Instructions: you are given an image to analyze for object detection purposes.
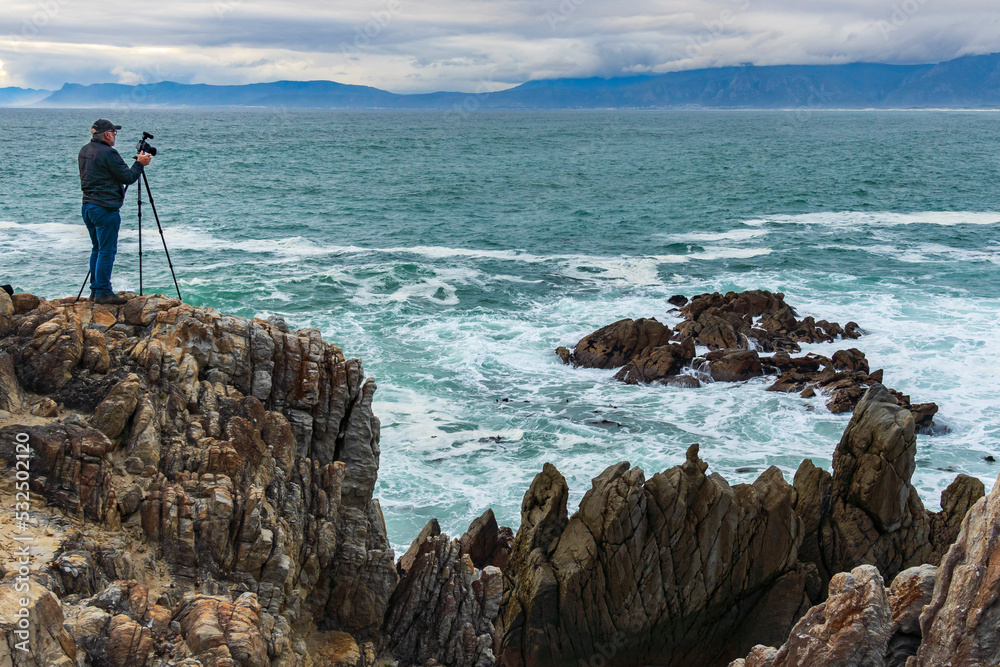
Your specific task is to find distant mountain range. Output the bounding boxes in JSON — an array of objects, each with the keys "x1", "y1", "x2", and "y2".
[{"x1": 4, "y1": 53, "x2": 1000, "y2": 109}]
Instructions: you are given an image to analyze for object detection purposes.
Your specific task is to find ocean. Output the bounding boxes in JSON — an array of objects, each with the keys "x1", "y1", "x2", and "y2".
[{"x1": 1, "y1": 108, "x2": 998, "y2": 552}]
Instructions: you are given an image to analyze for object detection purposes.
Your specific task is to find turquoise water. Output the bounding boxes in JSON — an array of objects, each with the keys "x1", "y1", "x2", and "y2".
[{"x1": 2, "y1": 108, "x2": 999, "y2": 551}]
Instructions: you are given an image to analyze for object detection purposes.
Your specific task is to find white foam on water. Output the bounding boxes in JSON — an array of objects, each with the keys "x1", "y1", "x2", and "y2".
[
  {"x1": 663, "y1": 229, "x2": 770, "y2": 242},
  {"x1": 558, "y1": 256, "x2": 663, "y2": 286},
  {"x1": 743, "y1": 211, "x2": 1000, "y2": 227}
]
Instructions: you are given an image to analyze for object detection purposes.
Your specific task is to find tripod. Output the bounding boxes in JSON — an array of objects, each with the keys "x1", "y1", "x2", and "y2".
[{"x1": 76, "y1": 172, "x2": 182, "y2": 302}]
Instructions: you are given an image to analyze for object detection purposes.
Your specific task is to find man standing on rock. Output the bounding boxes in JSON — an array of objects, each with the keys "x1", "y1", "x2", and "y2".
[{"x1": 78, "y1": 119, "x2": 152, "y2": 305}]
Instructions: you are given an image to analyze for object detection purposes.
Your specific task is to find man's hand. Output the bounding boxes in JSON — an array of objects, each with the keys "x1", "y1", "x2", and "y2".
[{"x1": 136, "y1": 152, "x2": 152, "y2": 166}]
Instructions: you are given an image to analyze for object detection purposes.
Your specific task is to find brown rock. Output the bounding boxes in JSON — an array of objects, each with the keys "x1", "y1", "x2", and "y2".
[
  {"x1": 460, "y1": 508, "x2": 515, "y2": 571},
  {"x1": 568, "y1": 317, "x2": 674, "y2": 369},
  {"x1": 90, "y1": 374, "x2": 141, "y2": 440},
  {"x1": 1, "y1": 294, "x2": 398, "y2": 651},
  {"x1": 0, "y1": 351, "x2": 26, "y2": 411},
  {"x1": 11, "y1": 292, "x2": 39, "y2": 314},
  {"x1": 885, "y1": 564, "x2": 936, "y2": 667},
  {"x1": 794, "y1": 385, "x2": 980, "y2": 588},
  {"x1": 0, "y1": 580, "x2": 76, "y2": 667},
  {"x1": 176, "y1": 593, "x2": 268, "y2": 667},
  {"x1": 927, "y1": 474, "x2": 985, "y2": 563},
  {"x1": 913, "y1": 470, "x2": 1000, "y2": 666},
  {"x1": 667, "y1": 294, "x2": 688, "y2": 307},
  {"x1": 613, "y1": 337, "x2": 695, "y2": 384},
  {"x1": 767, "y1": 565, "x2": 892, "y2": 667},
  {"x1": 82, "y1": 329, "x2": 111, "y2": 373},
  {"x1": 831, "y1": 348, "x2": 869, "y2": 373},
  {"x1": 708, "y1": 348, "x2": 764, "y2": 382},
  {"x1": 495, "y1": 446, "x2": 811, "y2": 667},
  {"x1": 384, "y1": 522, "x2": 502, "y2": 667},
  {"x1": 106, "y1": 613, "x2": 154, "y2": 667}
]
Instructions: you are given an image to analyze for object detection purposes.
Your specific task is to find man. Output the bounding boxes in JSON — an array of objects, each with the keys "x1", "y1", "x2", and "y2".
[{"x1": 78, "y1": 119, "x2": 152, "y2": 305}]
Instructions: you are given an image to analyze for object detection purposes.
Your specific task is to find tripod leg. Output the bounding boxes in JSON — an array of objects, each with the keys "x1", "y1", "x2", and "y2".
[
  {"x1": 141, "y1": 172, "x2": 182, "y2": 301},
  {"x1": 76, "y1": 270, "x2": 91, "y2": 302},
  {"x1": 138, "y1": 174, "x2": 143, "y2": 295}
]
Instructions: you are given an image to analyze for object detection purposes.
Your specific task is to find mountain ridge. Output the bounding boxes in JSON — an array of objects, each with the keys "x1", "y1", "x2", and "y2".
[{"x1": 2, "y1": 52, "x2": 999, "y2": 109}]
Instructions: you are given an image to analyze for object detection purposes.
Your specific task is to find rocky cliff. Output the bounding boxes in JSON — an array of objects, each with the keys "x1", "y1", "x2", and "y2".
[
  {"x1": 0, "y1": 289, "x2": 992, "y2": 667},
  {"x1": 0, "y1": 290, "x2": 395, "y2": 665}
]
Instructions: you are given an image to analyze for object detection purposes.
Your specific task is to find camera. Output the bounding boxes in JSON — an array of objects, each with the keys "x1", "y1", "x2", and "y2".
[{"x1": 136, "y1": 131, "x2": 157, "y2": 156}]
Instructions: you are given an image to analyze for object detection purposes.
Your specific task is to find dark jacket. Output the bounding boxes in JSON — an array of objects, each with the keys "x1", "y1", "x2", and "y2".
[{"x1": 78, "y1": 138, "x2": 144, "y2": 210}]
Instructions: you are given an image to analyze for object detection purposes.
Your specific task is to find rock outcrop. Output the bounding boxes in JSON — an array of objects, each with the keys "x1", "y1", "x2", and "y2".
[
  {"x1": 728, "y1": 563, "x2": 938, "y2": 667},
  {"x1": 383, "y1": 519, "x2": 504, "y2": 667},
  {"x1": 0, "y1": 293, "x2": 396, "y2": 664},
  {"x1": 912, "y1": 469, "x2": 1000, "y2": 666},
  {"x1": 793, "y1": 384, "x2": 982, "y2": 587},
  {"x1": 495, "y1": 446, "x2": 813, "y2": 667},
  {"x1": 0, "y1": 579, "x2": 76, "y2": 667},
  {"x1": 557, "y1": 290, "x2": 938, "y2": 429}
]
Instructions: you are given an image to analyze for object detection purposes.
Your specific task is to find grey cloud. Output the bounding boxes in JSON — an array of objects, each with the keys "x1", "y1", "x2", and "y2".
[{"x1": 0, "y1": 0, "x2": 998, "y2": 92}]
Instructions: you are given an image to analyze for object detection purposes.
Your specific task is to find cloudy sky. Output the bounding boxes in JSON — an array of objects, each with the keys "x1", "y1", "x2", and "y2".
[{"x1": 1, "y1": 0, "x2": 998, "y2": 92}]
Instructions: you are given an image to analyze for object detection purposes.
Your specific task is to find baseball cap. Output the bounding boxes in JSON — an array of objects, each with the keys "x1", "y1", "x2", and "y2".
[{"x1": 92, "y1": 119, "x2": 122, "y2": 133}]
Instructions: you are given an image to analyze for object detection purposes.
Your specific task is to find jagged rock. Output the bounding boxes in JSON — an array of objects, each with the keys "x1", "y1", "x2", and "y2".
[
  {"x1": 11, "y1": 419, "x2": 118, "y2": 524},
  {"x1": 558, "y1": 292, "x2": 935, "y2": 427},
  {"x1": 707, "y1": 348, "x2": 764, "y2": 382},
  {"x1": 13, "y1": 307, "x2": 85, "y2": 393},
  {"x1": 831, "y1": 348, "x2": 869, "y2": 373},
  {"x1": 0, "y1": 579, "x2": 76, "y2": 667},
  {"x1": 90, "y1": 373, "x2": 141, "y2": 440},
  {"x1": 460, "y1": 508, "x2": 514, "y2": 571},
  {"x1": 0, "y1": 290, "x2": 13, "y2": 336},
  {"x1": 495, "y1": 445, "x2": 811, "y2": 667},
  {"x1": 793, "y1": 385, "x2": 981, "y2": 587},
  {"x1": 0, "y1": 351, "x2": 26, "y2": 411},
  {"x1": 0, "y1": 295, "x2": 396, "y2": 654},
  {"x1": 913, "y1": 470, "x2": 1000, "y2": 666},
  {"x1": 175, "y1": 593, "x2": 268, "y2": 667},
  {"x1": 613, "y1": 336, "x2": 695, "y2": 384},
  {"x1": 384, "y1": 520, "x2": 503, "y2": 667},
  {"x1": 927, "y1": 474, "x2": 984, "y2": 563},
  {"x1": 308, "y1": 630, "x2": 376, "y2": 666},
  {"x1": 667, "y1": 294, "x2": 688, "y2": 307},
  {"x1": 54, "y1": 550, "x2": 103, "y2": 598},
  {"x1": 728, "y1": 645, "x2": 778, "y2": 667},
  {"x1": 675, "y1": 290, "x2": 858, "y2": 353},
  {"x1": 741, "y1": 565, "x2": 893, "y2": 667},
  {"x1": 106, "y1": 613, "x2": 155, "y2": 667},
  {"x1": 885, "y1": 564, "x2": 936, "y2": 667}
]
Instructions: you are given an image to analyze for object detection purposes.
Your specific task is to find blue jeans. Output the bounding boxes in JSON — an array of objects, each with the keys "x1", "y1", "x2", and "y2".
[{"x1": 82, "y1": 204, "x2": 121, "y2": 297}]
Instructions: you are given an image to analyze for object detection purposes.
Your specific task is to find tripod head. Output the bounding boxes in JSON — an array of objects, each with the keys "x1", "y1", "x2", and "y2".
[{"x1": 136, "y1": 131, "x2": 157, "y2": 156}]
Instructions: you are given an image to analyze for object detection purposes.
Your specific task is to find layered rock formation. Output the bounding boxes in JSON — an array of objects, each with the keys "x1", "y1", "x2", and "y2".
[
  {"x1": 793, "y1": 384, "x2": 982, "y2": 587},
  {"x1": 912, "y1": 468, "x2": 1000, "y2": 666},
  {"x1": 383, "y1": 518, "x2": 504, "y2": 667},
  {"x1": 556, "y1": 290, "x2": 938, "y2": 428},
  {"x1": 492, "y1": 383, "x2": 981, "y2": 667},
  {"x1": 1, "y1": 289, "x2": 991, "y2": 667},
  {"x1": 494, "y1": 447, "x2": 814, "y2": 667},
  {"x1": 0, "y1": 291, "x2": 394, "y2": 664},
  {"x1": 728, "y1": 564, "x2": 938, "y2": 667}
]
